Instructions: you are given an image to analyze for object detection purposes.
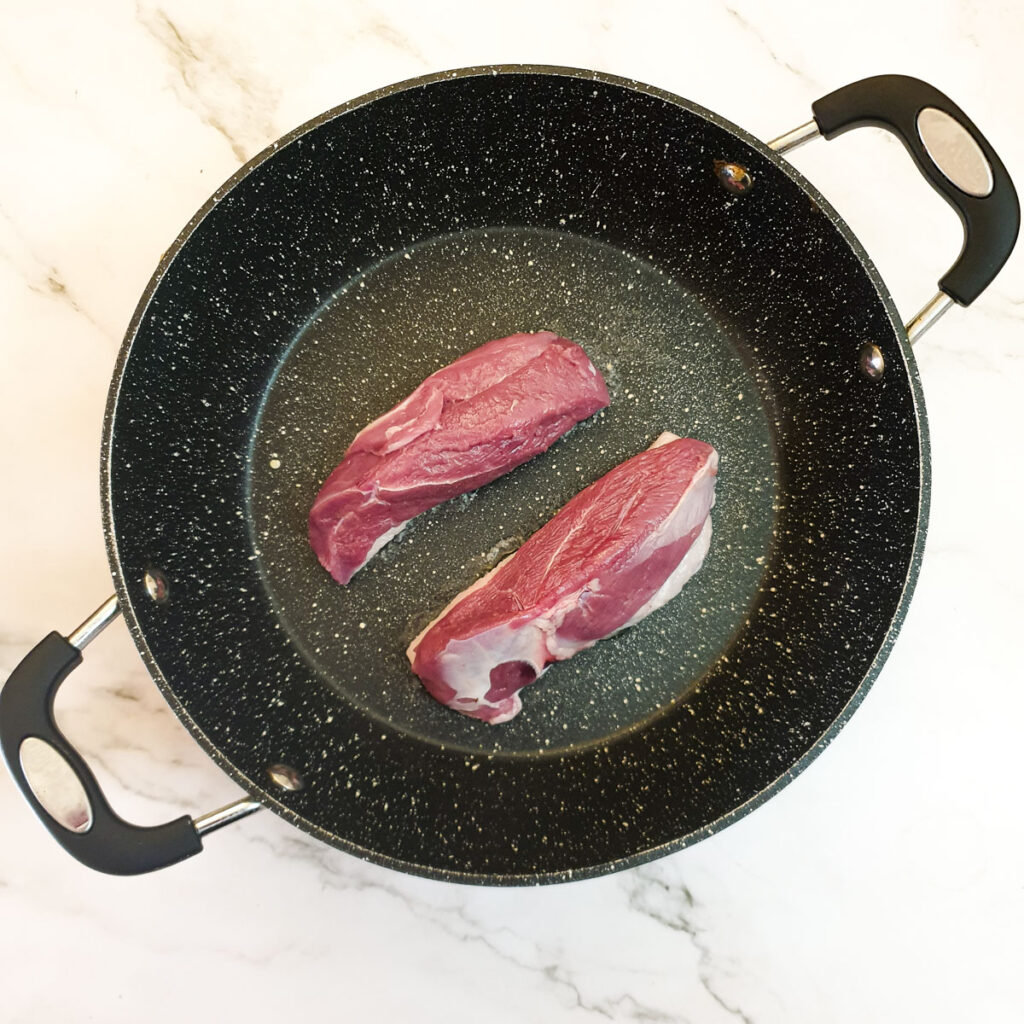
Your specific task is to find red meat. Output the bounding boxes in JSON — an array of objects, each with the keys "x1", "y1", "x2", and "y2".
[
  {"x1": 408, "y1": 433, "x2": 719, "y2": 723},
  {"x1": 309, "y1": 332, "x2": 609, "y2": 584}
]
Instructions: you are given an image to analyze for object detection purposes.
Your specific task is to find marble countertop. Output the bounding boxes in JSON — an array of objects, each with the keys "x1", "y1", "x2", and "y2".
[{"x1": 2, "y1": 2, "x2": 1022, "y2": 1021}]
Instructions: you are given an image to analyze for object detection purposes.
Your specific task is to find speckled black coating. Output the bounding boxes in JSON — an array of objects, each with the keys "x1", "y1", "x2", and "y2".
[{"x1": 101, "y1": 67, "x2": 928, "y2": 884}]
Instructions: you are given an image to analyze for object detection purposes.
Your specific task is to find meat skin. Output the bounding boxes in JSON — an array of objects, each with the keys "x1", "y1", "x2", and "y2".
[
  {"x1": 309, "y1": 332, "x2": 609, "y2": 584},
  {"x1": 408, "y1": 433, "x2": 719, "y2": 723}
]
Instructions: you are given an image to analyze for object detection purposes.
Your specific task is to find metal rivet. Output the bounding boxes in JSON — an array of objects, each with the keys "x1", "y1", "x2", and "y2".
[
  {"x1": 714, "y1": 160, "x2": 753, "y2": 194},
  {"x1": 267, "y1": 763, "x2": 305, "y2": 791},
  {"x1": 143, "y1": 569, "x2": 169, "y2": 603},
  {"x1": 858, "y1": 343, "x2": 885, "y2": 381}
]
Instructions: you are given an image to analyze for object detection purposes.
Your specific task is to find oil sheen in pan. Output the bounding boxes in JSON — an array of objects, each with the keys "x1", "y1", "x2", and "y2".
[{"x1": 246, "y1": 225, "x2": 779, "y2": 755}]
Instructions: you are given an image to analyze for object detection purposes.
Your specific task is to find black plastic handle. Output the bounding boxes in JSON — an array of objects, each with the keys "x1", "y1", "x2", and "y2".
[
  {"x1": 0, "y1": 632, "x2": 203, "y2": 875},
  {"x1": 811, "y1": 74, "x2": 1019, "y2": 306}
]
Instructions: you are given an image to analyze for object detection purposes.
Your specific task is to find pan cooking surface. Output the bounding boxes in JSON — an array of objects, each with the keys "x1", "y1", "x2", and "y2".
[{"x1": 247, "y1": 226, "x2": 778, "y2": 753}]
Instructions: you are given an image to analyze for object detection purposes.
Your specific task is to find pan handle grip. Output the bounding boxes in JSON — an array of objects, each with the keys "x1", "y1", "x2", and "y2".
[
  {"x1": 0, "y1": 628, "x2": 204, "y2": 875},
  {"x1": 809, "y1": 75, "x2": 1019, "y2": 307}
]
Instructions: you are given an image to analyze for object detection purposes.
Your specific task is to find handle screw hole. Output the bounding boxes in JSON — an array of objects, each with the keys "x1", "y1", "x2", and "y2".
[
  {"x1": 858, "y1": 343, "x2": 885, "y2": 381},
  {"x1": 714, "y1": 160, "x2": 753, "y2": 194},
  {"x1": 143, "y1": 569, "x2": 170, "y2": 604},
  {"x1": 267, "y1": 764, "x2": 305, "y2": 792}
]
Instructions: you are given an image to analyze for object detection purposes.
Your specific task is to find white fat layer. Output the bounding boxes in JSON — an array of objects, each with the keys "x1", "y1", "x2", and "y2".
[
  {"x1": 433, "y1": 624, "x2": 553, "y2": 704},
  {"x1": 484, "y1": 694, "x2": 524, "y2": 725},
  {"x1": 617, "y1": 516, "x2": 712, "y2": 630},
  {"x1": 348, "y1": 519, "x2": 410, "y2": 578},
  {"x1": 349, "y1": 388, "x2": 435, "y2": 454},
  {"x1": 410, "y1": 433, "x2": 718, "y2": 715}
]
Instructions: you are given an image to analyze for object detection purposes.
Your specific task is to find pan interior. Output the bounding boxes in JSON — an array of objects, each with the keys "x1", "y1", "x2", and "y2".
[{"x1": 247, "y1": 225, "x2": 778, "y2": 755}]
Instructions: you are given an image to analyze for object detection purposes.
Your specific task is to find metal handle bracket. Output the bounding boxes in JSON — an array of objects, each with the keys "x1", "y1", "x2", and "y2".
[
  {"x1": 0, "y1": 595, "x2": 262, "y2": 874},
  {"x1": 767, "y1": 75, "x2": 1019, "y2": 344}
]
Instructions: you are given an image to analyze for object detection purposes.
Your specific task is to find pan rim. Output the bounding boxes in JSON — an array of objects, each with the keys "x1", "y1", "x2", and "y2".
[{"x1": 99, "y1": 63, "x2": 930, "y2": 885}]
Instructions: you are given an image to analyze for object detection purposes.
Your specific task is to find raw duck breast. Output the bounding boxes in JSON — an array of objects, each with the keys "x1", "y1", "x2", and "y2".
[
  {"x1": 309, "y1": 332, "x2": 609, "y2": 585},
  {"x1": 408, "y1": 433, "x2": 719, "y2": 723}
]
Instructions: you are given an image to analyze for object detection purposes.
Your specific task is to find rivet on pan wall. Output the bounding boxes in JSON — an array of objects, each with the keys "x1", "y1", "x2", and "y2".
[
  {"x1": 143, "y1": 569, "x2": 170, "y2": 603},
  {"x1": 714, "y1": 160, "x2": 753, "y2": 194},
  {"x1": 267, "y1": 764, "x2": 305, "y2": 792},
  {"x1": 858, "y1": 342, "x2": 886, "y2": 381}
]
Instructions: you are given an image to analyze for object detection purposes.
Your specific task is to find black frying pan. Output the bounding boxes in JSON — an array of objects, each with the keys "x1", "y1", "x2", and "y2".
[{"x1": 1, "y1": 68, "x2": 1018, "y2": 880}]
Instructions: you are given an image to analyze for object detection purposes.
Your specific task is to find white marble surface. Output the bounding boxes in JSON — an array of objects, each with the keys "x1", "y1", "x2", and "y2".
[{"x1": 2, "y1": 2, "x2": 1023, "y2": 1021}]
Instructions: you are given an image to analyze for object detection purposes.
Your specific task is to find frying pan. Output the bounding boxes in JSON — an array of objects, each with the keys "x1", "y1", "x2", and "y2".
[{"x1": 1, "y1": 67, "x2": 1018, "y2": 880}]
